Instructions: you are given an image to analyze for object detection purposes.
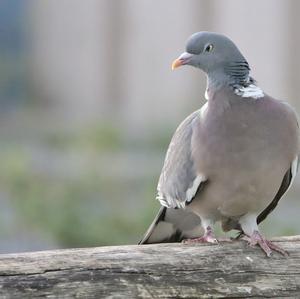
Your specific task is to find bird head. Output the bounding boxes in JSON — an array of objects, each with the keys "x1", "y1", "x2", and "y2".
[{"x1": 172, "y1": 32, "x2": 250, "y2": 80}]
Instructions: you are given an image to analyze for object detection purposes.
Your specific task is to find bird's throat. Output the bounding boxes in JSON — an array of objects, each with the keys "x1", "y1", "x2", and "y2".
[{"x1": 205, "y1": 71, "x2": 264, "y2": 100}]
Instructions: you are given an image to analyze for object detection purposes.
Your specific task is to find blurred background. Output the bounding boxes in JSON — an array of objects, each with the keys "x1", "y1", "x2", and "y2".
[{"x1": 0, "y1": 0, "x2": 299, "y2": 253}]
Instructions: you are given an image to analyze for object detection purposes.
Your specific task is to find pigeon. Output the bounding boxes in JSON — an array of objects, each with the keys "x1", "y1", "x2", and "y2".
[{"x1": 139, "y1": 31, "x2": 299, "y2": 257}]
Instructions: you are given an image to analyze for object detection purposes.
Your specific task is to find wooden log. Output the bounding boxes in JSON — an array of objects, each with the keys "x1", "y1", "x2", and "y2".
[{"x1": 0, "y1": 236, "x2": 300, "y2": 298}]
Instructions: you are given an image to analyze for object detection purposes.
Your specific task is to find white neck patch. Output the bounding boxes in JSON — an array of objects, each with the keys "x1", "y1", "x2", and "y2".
[
  {"x1": 204, "y1": 88, "x2": 209, "y2": 100},
  {"x1": 234, "y1": 84, "x2": 264, "y2": 99}
]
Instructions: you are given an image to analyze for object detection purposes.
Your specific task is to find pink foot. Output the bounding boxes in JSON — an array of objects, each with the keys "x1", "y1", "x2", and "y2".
[
  {"x1": 183, "y1": 226, "x2": 218, "y2": 244},
  {"x1": 265, "y1": 239, "x2": 289, "y2": 257},
  {"x1": 242, "y1": 231, "x2": 288, "y2": 257}
]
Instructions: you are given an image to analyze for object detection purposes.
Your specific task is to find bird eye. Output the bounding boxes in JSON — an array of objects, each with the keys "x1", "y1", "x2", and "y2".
[{"x1": 204, "y1": 44, "x2": 214, "y2": 53}]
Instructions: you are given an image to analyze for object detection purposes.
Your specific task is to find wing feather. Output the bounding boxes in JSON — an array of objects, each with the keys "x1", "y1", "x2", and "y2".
[
  {"x1": 257, "y1": 156, "x2": 298, "y2": 224},
  {"x1": 156, "y1": 105, "x2": 207, "y2": 208}
]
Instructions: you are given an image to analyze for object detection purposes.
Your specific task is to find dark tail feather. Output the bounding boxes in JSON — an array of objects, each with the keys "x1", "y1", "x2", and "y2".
[
  {"x1": 138, "y1": 206, "x2": 203, "y2": 244},
  {"x1": 138, "y1": 207, "x2": 171, "y2": 244}
]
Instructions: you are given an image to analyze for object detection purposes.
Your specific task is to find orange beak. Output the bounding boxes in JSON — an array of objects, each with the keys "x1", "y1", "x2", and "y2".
[
  {"x1": 171, "y1": 52, "x2": 194, "y2": 70},
  {"x1": 172, "y1": 58, "x2": 184, "y2": 70}
]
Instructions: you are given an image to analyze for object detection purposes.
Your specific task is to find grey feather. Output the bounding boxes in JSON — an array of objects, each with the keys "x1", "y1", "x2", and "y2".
[
  {"x1": 257, "y1": 156, "x2": 298, "y2": 224},
  {"x1": 156, "y1": 109, "x2": 206, "y2": 208},
  {"x1": 138, "y1": 207, "x2": 203, "y2": 244}
]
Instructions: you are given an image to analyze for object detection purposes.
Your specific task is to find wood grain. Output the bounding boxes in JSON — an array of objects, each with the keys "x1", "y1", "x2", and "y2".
[{"x1": 0, "y1": 236, "x2": 300, "y2": 298}]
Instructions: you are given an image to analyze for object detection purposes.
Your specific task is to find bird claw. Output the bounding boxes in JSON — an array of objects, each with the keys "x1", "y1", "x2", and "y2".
[
  {"x1": 241, "y1": 231, "x2": 288, "y2": 257},
  {"x1": 183, "y1": 235, "x2": 218, "y2": 244},
  {"x1": 265, "y1": 240, "x2": 289, "y2": 257},
  {"x1": 183, "y1": 225, "x2": 219, "y2": 244}
]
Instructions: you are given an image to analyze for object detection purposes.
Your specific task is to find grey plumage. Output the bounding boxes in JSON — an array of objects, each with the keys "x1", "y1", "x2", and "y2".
[
  {"x1": 138, "y1": 207, "x2": 203, "y2": 244},
  {"x1": 139, "y1": 32, "x2": 299, "y2": 256},
  {"x1": 156, "y1": 109, "x2": 207, "y2": 209}
]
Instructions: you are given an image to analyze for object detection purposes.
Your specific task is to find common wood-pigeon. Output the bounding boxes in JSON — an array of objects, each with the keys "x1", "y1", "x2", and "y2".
[{"x1": 139, "y1": 32, "x2": 299, "y2": 257}]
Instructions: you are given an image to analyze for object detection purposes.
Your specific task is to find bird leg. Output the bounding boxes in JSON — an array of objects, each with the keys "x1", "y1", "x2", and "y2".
[
  {"x1": 183, "y1": 225, "x2": 218, "y2": 244},
  {"x1": 241, "y1": 230, "x2": 288, "y2": 257}
]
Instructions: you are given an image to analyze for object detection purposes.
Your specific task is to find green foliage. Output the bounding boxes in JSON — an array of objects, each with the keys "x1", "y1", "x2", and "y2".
[
  {"x1": 0, "y1": 125, "x2": 162, "y2": 248},
  {"x1": 43, "y1": 124, "x2": 122, "y2": 152}
]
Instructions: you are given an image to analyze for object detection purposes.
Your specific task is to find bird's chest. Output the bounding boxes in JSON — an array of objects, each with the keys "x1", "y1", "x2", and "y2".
[
  {"x1": 192, "y1": 101, "x2": 288, "y2": 175},
  {"x1": 190, "y1": 100, "x2": 295, "y2": 216}
]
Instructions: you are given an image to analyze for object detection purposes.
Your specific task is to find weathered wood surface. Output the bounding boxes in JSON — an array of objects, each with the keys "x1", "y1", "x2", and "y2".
[{"x1": 0, "y1": 236, "x2": 300, "y2": 298}]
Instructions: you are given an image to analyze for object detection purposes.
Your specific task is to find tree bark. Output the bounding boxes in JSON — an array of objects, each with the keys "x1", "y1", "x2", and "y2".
[{"x1": 0, "y1": 235, "x2": 299, "y2": 298}]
